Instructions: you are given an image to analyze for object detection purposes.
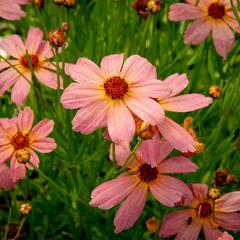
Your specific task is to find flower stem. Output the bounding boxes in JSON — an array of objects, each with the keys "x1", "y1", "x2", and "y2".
[{"x1": 14, "y1": 216, "x2": 27, "y2": 240}]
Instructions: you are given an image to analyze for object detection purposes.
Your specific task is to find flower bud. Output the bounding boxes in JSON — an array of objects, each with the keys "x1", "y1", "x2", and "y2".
[
  {"x1": 208, "y1": 188, "x2": 220, "y2": 200},
  {"x1": 209, "y1": 85, "x2": 222, "y2": 99},
  {"x1": 61, "y1": 22, "x2": 71, "y2": 32},
  {"x1": 136, "y1": 120, "x2": 156, "y2": 140},
  {"x1": 147, "y1": 0, "x2": 164, "y2": 14},
  {"x1": 20, "y1": 203, "x2": 32, "y2": 216},
  {"x1": 183, "y1": 116, "x2": 193, "y2": 129},
  {"x1": 52, "y1": 0, "x2": 65, "y2": 5},
  {"x1": 64, "y1": 0, "x2": 76, "y2": 7},
  {"x1": 145, "y1": 217, "x2": 159, "y2": 233},
  {"x1": 212, "y1": 168, "x2": 237, "y2": 187},
  {"x1": 48, "y1": 27, "x2": 65, "y2": 48},
  {"x1": 131, "y1": 0, "x2": 149, "y2": 19},
  {"x1": 16, "y1": 149, "x2": 30, "y2": 164},
  {"x1": 32, "y1": 0, "x2": 44, "y2": 9}
]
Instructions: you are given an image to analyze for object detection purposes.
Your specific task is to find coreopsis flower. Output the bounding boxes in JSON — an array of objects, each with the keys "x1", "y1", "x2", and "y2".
[
  {"x1": 20, "y1": 203, "x2": 32, "y2": 215},
  {"x1": 48, "y1": 27, "x2": 65, "y2": 48},
  {"x1": 159, "y1": 184, "x2": 240, "y2": 240},
  {"x1": 0, "y1": 107, "x2": 56, "y2": 182},
  {"x1": 0, "y1": 164, "x2": 15, "y2": 189},
  {"x1": 212, "y1": 168, "x2": 237, "y2": 187},
  {"x1": 209, "y1": 85, "x2": 222, "y2": 99},
  {"x1": 61, "y1": 53, "x2": 170, "y2": 144},
  {"x1": 218, "y1": 232, "x2": 234, "y2": 240},
  {"x1": 145, "y1": 216, "x2": 159, "y2": 233},
  {"x1": 90, "y1": 134, "x2": 197, "y2": 233},
  {"x1": 0, "y1": 27, "x2": 62, "y2": 106},
  {"x1": 0, "y1": 0, "x2": 29, "y2": 20},
  {"x1": 168, "y1": 0, "x2": 240, "y2": 59}
]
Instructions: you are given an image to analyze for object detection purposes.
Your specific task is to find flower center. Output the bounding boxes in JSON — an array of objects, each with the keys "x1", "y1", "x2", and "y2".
[
  {"x1": 137, "y1": 163, "x2": 158, "y2": 183},
  {"x1": 208, "y1": 3, "x2": 225, "y2": 19},
  {"x1": 199, "y1": 201, "x2": 212, "y2": 218},
  {"x1": 11, "y1": 132, "x2": 30, "y2": 150},
  {"x1": 104, "y1": 76, "x2": 129, "y2": 100},
  {"x1": 20, "y1": 54, "x2": 39, "y2": 69}
]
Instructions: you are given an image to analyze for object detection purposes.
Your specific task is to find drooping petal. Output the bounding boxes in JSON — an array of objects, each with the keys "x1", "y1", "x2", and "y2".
[
  {"x1": 212, "y1": 22, "x2": 234, "y2": 59},
  {"x1": 215, "y1": 191, "x2": 240, "y2": 212},
  {"x1": 157, "y1": 117, "x2": 195, "y2": 153},
  {"x1": 10, "y1": 154, "x2": 26, "y2": 182},
  {"x1": 114, "y1": 183, "x2": 147, "y2": 233},
  {"x1": 202, "y1": 221, "x2": 222, "y2": 240},
  {"x1": 120, "y1": 55, "x2": 157, "y2": 83},
  {"x1": 159, "y1": 94, "x2": 212, "y2": 112},
  {"x1": 168, "y1": 3, "x2": 204, "y2": 21},
  {"x1": 109, "y1": 142, "x2": 131, "y2": 166},
  {"x1": 100, "y1": 53, "x2": 124, "y2": 77},
  {"x1": 215, "y1": 212, "x2": 240, "y2": 231},
  {"x1": 108, "y1": 101, "x2": 135, "y2": 144},
  {"x1": 17, "y1": 107, "x2": 34, "y2": 134},
  {"x1": 31, "y1": 137, "x2": 57, "y2": 153},
  {"x1": 90, "y1": 173, "x2": 139, "y2": 209},
  {"x1": 175, "y1": 221, "x2": 201, "y2": 240},
  {"x1": 189, "y1": 183, "x2": 208, "y2": 204},
  {"x1": 25, "y1": 28, "x2": 43, "y2": 54},
  {"x1": 184, "y1": 19, "x2": 212, "y2": 45},
  {"x1": 0, "y1": 145, "x2": 14, "y2": 163},
  {"x1": 0, "y1": 164, "x2": 15, "y2": 189},
  {"x1": 31, "y1": 120, "x2": 54, "y2": 139},
  {"x1": 159, "y1": 156, "x2": 197, "y2": 174}
]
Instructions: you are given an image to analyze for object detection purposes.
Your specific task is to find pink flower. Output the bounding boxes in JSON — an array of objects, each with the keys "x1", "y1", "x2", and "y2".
[
  {"x1": 0, "y1": 0, "x2": 29, "y2": 20},
  {"x1": 159, "y1": 184, "x2": 240, "y2": 240},
  {"x1": 90, "y1": 134, "x2": 197, "y2": 233},
  {"x1": 168, "y1": 0, "x2": 240, "y2": 59},
  {"x1": 61, "y1": 53, "x2": 170, "y2": 144},
  {"x1": 0, "y1": 107, "x2": 56, "y2": 182},
  {"x1": 0, "y1": 27, "x2": 62, "y2": 106},
  {"x1": 0, "y1": 163, "x2": 15, "y2": 189},
  {"x1": 218, "y1": 232, "x2": 234, "y2": 240}
]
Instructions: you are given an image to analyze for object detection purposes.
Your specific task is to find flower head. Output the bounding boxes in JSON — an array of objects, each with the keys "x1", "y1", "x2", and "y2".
[
  {"x1": 0, "y1": 27, "x2": 63, "y2": 106},
  {"x1": 0, "y1": 107, "x2": 56, "y2": 182},
  {"x1": 168, "y1": 0, "x2": 240, "y2": 58}
]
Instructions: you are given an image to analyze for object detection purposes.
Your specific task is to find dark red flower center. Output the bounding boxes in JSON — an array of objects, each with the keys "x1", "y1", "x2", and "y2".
[
  {"x1": 199, "y1": 201, "x2": 212, "y2": 218},
  {"x1": 104, "y1": 76, "x2": 129, "y2": 100},
  {"x1": 137, "y1": 163, "x2": 158, "y2": 183},
  {"x1": 20, "y1": 54, "x2": 39, "y2": 68},
  {"x1": 11, "y1": 132, "x2": 30, "y2": 150},
  {"x1": 208, "y1": 3, "x2": 225, "y2": 19}
]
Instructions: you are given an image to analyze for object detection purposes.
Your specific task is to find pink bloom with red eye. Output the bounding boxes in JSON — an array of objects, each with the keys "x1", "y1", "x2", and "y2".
[
  {"x1": 0, "y1": 107, "x2": 56, "y2": 182},
  {"x1": 61, "y1": 53, "x2": 170, "y2": 144},
  {"x1": 168, "y1": 0, "x2": 240, "y2": 59},
  {"x1": 0, "y1": 27, "x2": 63, "y2": 106},
  {"x1": 0, "y1": 0, "x2": 29, "y2": 21},
  {"x1": 90, "y1": 134, "x2": 197, "y2": 233},
  {"x1": 0, "y1": 163, "x2": 15, "y2": 189},
  {"x1": 157, "y1": 73, "x2": 212, "y2": 153},
  {"x1": 159, "y1": 184, "x2": 240, "y2": 240},
  {"x1": 218, "y1": 232, "x2": 234, "y2": 240}
]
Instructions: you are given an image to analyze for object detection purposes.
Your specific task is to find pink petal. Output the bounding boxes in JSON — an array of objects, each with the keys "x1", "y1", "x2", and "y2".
[
  {"x1": 37, "y1": 42, "x2": 53, "y2": 59},
  {"x1": 31, "y1": 120, "x2": 54, "y2": 139},
  {"x1": 17, "y1": 107, "x2": 34, "y2": 134},
  {"x1": 0, "y1": 118, "x2": 18, "y2": 137},
  {"x1": 126, "y1": 96, "x2": 165, "y2": 126},
  {"x1": 224, "y1": 15, "x2": 240, "y2": 33},
  {"x1": 109, "y1": 142, "x2": 131, "y2": 166},
  {"x1": 25, "y1": 149, "x2": 40, "y2": 169},
  {"x1": 212, "y1": 22, "x2": 234, "y2": 59},
  {"x1": 157, "y1": 138, "x2": 174, "y2": 162},
  {"x1": 215, "y1": 212, "x2": 240, "y2": 231},
  {"x1": 108, "y1": 101, "x2": 135, "y2": 144},
  {"x1": 31, "y1": 137, "x2": 56, "y2": 153},
  {"x1": 100, "y1": 53, "x2": 124, "y2": 77},
  {"x1": 163, "y1": 73, "x2": 189, "y2": 97},
  {"x1": 184, "y1": 19, "x2": 212, "y2": 45},
  {"x1": 159, "y1": 156, "x2": 197, "y2": 174},
  {"x1": 217, "y1": 232, "x2": 234, "y2": 240},
  {"x1": 25, "y1": 28, "x2": 43, "y2": 54},
  {"x1": 0, "y1": 2, "x2": 26, "y2": 20},
  {"x1": 0, "y1": 145, "x2": 14, "y2": 163},
  {"x1": 10, "y1": 154, "x2": 26, "y2": 182},
  {"x1": 175, "y1": 220, "x2": 201, "y2": 240},
  {"x1": 90, "y1": 173, "x2": 139, "y2": 209},
  {"x1": 159, "y1": 209, "x2": 194, "y2": 237},
  {"x1": 0, "y1": 34, "x2": 25, "y2": 58},
  {"x1": 189, "y1": 183, "x2": 208, "y2": 204},
  {"x1": 114, "y1": 183, "x2": 147, "y2": 233},
  {"x1": 168, "y1": 3, "x2": 204, "y2": 21},
  {"x1": 157, "y1": 117, "x2": 195, "y2": 153},
  {"x1": 120, "y1": 55, "x2": 157, "y2": 83},
  {"x1": 215, "y1": 191, "x2": 240, "y2": 212},
  {"x1": 202, "y1": 221, "x2": 222, "y2": 240},
  {"x1": 72, "y1": 100, "x2": 109, "y2": 134},
  {"x1": 0, "y1": 164, "x2": 15, "y2": 189}
]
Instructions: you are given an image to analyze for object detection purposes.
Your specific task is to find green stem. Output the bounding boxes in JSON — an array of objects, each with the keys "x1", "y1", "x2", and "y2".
[
  {"x1": 14, "y1": 216, "x2": 27, "y2": 240},
  {"x1": 4, "y1": 208, "x2": 12, "y2": 240}
]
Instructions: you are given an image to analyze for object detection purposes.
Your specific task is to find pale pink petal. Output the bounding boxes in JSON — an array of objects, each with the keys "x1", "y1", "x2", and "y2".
[
  {"x1": 17, "y1": 107, "x2": 34, "y2": 134},
  {"x1": 90, "y1": 173, "x2": 139, "y2": 209},
  {"x1": 0, "y1": 61, "x2": 10, "y2": 71},
  {"x1": 159, "y1": 156, "x2": 197, "y2": 174},
  {"x1": 31, "y1": 137, "x2": 56, "y2": 153},
  {"x1": 126, "y1": 96, "x2": 164, "y2": 126},
  {"x1": 168, "y1": 3, "x2": 204, "y2": 21},
  {"x1": 184, "y1": 19, "x2": 212, "y2": 45},
  {"x1": 109, "y1": 142, "x2": 130, "y2": 166},
  {"x1": 189, "y1": 183, "x2": 208, "y2": 203},
  {"x1": 160, "y1": 94, "x2": 213, "y2": 112},
  {"x1": 11, "y1": 78, "x2": 31, "y2": 106},
  {"x1": 72, "y1": 100, "x2": 109, "y2": 134},
  {"x1": 215, "y1": 212, "x2": 240, "y2": 231},
  {"x1": 102, "y1": 129, "x2": 111, "y2": 141},
  {"x1": 215, "y1": 191, "x2": 240, "y2": 212},
  {"x1": 100, "y1": 53, "x2": 124, "y2": 76},
  {"x1": 212, "y1": 22, "x2": 234, "y2": 59},
  {"x1": 108, "y1": 102, "x2": 135, "y2": 144},
  {"x1": 0, "y1": 164, "x2": 15, "y2": 189},
  {"x1": 114, "y1": 183, "x2": 147, "y2": 233},
  {"x1": 159, "y1": 209, "x2": 194, "y2": 237},
  {"x1": 202, "y1": 221, "x2": 222, "y2": 240},
  {"x1": 0, "y1": 2, "x2": 26, "y2": 20},
  {"x1": 120, "y1": 55, "x2": 157, "y2": 83},
  {"x1": 0, "y1": 34, "x2": 25, "y2": 58},
  {"x1": 37, "y1": 42, "x2": 53, "y2": 59},
  {"x1": 163, "y1": 73, "x2": 189, "y2": 97},
  {"x1": 175, "y1": 221, "x2": 201, "y2": 240},
  {"x1": 157, "y1": 138, "x2": 174, "y2": 162},
  {"x1": 31, "y1": 120, "x2": 54, "y2": 139},
  {"x1": 217, "y1": 231, "x2": 234, "y2": 240},
  {"x1": 0, "y1": 145, "x2": 14, "y2": 163},
  {"x1": 10, "y1": 154, "x2": 26, "y2": 182},
  {"x1": 25, "y1": 28, "x2": 43, "y2": 54},
  {"x1": 186, "y1": 0, "x2": 198, "y2": 5},
  {"x1": 0, "y1": 118, "x2": 18, "y2": 137},
  {"x1": 25, "y1": 149, "x2": 40, "y2": 169},
  {"x1": 157, "y1": 117, "x2": 196, "y2": 153},
  {"x1": 224, "y1": 16, "x2": 240, "y2": 33}
]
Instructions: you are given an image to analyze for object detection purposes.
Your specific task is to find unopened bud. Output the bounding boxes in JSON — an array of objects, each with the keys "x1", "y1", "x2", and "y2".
[
  {"x1": 20, "y1": 203, "x2": 32, "y2": 215},
  {"x1": 48, "y1": 27, "x2": 65, "y2": 48},
  {"x1": 131, "y1": 0, "x2": 149, "y2": 19},
  {"x1": 16, "y1": 149, "x2": 30, "y2": 164},
  {"x1": 136, "y1": 120, "x2": 156, "y2": 140},
  {"x1": 183, "y1": 116, "x2": 193, "y2": 129},
  {"x1": 61, "y1": 22, "x2": 71, "y2": 32},
  {"x1": 209, "y1": 85, "x2": 222, "y2": 99},
  {"x1": 195, "y1": 142, "x2": 205, "y2": 154},
  {"x1": 145, "y1": 217, "x2": 159, "y2": 233},
  {"x1": 52, "y1": 0, "x2": 65, "y2": 5},
  {"x1": 212, "y1": 168, "x2": 237, "y2": 187},
  {"x1": 147, "y1": 0, "x2": 164, "y2": 14},
  {"x1": 32, "y1": 0, "x2": 44, "y2": 9},
  {"x1": 208, "y1": 188, "x2": 220, "y2": 200},
  {"x1": 64, "y1": 0, "x2": 76, "y2": 7}
]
